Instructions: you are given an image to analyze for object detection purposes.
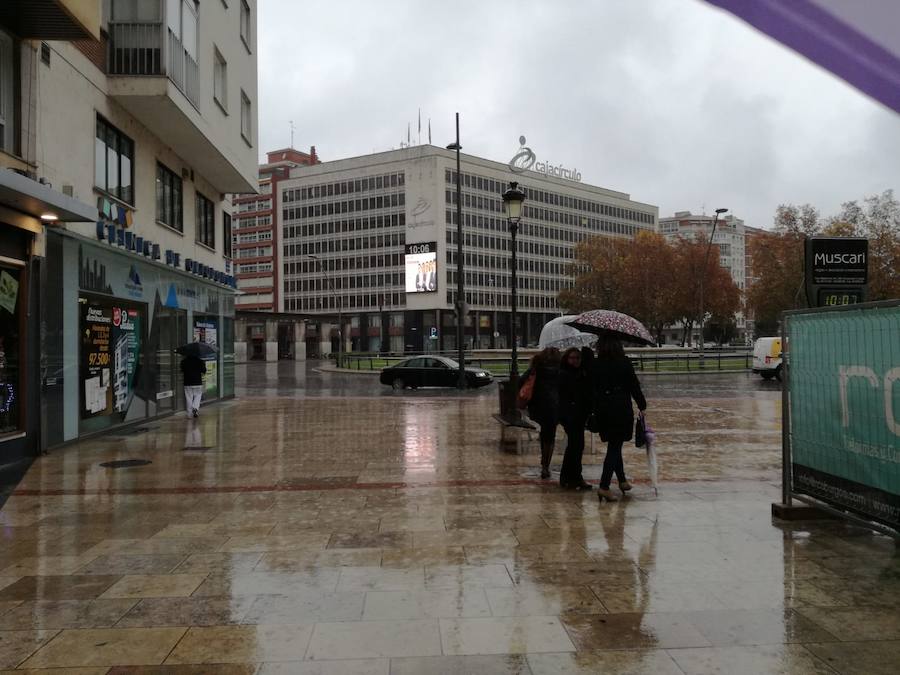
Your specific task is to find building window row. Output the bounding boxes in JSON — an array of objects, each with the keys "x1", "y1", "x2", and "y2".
[
  {"x1": 283, "y1": 192, "x2": 405, "y2": 220},
  {"x1": 283, "y1": 232, "x2": 405, "y2": 259},
  {"x1": 446, "y1": 168, "x2": 654, "y2": 226},
  {"x1": 283, "y1": 172, "x2": 405, "y2": 203},
  {"x1": 284, "y1": 213, "x2": 405, "y2": 239},
  {"x1": 285, "y1": 293, "x2": 404, "y2": 313}
]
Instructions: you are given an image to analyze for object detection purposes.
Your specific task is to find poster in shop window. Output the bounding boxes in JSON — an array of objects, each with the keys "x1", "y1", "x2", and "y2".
[
  {"x1": 193, "y1": 318, "x2": 218, "y2": 397},
  {"x1": 80, "y1": 297, "x2": 142, "y2": 419}
]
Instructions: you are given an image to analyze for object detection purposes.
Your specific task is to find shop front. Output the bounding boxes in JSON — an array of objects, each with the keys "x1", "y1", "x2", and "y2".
[{"x1": 42, "y1": 230, "x2": 235, "y2": 448}]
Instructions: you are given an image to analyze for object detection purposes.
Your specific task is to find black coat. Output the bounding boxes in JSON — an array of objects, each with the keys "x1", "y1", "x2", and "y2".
[
  {"x1": 521, "y1": 363, "x2": 560, "y2": 426},
  {"x1": 180, "y1": 356, "x2": 207, "y2": 386},
  {"x1": 591, "y1": 355, "x2": 646, "y2": 442},
  {"x1": 558, "y1": 361, "x2": 591, "y2": 425}
]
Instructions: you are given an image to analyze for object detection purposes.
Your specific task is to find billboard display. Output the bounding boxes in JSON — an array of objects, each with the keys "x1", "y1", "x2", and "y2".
[{"x1": 405, "y1": 242, "x2": 437, "y2": 293}]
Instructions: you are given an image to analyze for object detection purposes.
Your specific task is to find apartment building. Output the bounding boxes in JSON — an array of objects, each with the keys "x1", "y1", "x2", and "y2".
[{"x1": 0, "y1": 0, "x2": 258, "y2": 471}]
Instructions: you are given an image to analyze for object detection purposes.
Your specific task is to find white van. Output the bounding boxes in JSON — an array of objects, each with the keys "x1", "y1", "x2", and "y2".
[{"x1": 752, "y1": 337, "x2": 783, "y2": 380}]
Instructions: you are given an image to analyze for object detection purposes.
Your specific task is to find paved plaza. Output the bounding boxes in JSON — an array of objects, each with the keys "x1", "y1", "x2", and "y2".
[{"x1": 0, "y1": 364, "x2": 898, "y2": 673}]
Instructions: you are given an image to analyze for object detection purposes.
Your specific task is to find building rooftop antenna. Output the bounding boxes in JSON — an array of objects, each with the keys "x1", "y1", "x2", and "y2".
[{"x1": 289, "y1": 120, "x2": 295, "y2": 149}]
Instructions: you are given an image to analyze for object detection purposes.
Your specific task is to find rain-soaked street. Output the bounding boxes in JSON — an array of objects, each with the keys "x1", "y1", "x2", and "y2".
[{"x1": 0, "y1": 362, "x2": 898, "y2": 673}]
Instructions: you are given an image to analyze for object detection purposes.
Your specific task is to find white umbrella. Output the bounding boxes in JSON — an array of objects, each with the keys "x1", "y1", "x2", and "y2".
[{"x1": 538, "y1": 316, "x2": 598, "y2": 351}]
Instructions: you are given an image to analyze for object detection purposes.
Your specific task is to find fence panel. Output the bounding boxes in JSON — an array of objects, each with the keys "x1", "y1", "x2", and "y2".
[{"x1": 786, "y1": 302, "x2": 900, "y2": 532}]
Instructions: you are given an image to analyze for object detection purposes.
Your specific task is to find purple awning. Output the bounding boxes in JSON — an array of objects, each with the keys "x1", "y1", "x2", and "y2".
[{"x1": 706, "y1": 0, "x2": 900, "y2": 114}]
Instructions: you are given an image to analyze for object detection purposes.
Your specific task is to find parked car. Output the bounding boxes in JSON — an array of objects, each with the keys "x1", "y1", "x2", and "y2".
[
  {"x1": 380, "y1": 356, "x2": 493, "y2": 389},
  {"x1": 752, "y1": 337, "x2": 783, "y2": 380}
]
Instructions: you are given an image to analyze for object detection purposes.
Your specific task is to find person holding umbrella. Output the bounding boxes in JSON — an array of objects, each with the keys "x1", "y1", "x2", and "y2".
[
  {"x1": 519, "y1": 347, "x2": 561, "y2": 479},
  {"x1": 590, "y1": 334, "x2": 647, "y2": 501},
  {"x1": 557, "y1": 347, "x2": 593, "y2": 490},
  {"x1": 178, "y1": 342, "x2": 213, "y2": 418}
]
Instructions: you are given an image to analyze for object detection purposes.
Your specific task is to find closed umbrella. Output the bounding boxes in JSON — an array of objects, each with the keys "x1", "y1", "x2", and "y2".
[
  {"x1": 569, "y1": 309, "x2": 655, "y2": 346},
  {"x1": 538, "y1": 316, "x2": 597, "y2": 351},
  {"x1": 176, "y1": 342, "x2": 217, "y2": 359},
  {"x1": 643, "y1": 413, "x2": 659, "y2": 496}
]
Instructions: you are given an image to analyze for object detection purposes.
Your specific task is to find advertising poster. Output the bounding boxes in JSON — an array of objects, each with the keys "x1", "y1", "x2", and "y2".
[
  {"x1": 405, "y1": 242, "x2": 437, "y2": 293},
  {"x1": 80, "y1": 297, "x2": 142, "y2": 420},
  {"x1": 788, "y1": 306, "x2": 900, "y2": 530},
  {"x1": 193, "y1": 317, "x2": 219, "y2": 398}
]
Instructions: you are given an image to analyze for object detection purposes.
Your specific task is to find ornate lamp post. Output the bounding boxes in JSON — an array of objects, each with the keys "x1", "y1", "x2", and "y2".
[
  {"x1": 698, "y1": 207, "x2": 728, "y2": 361},
  {"x1": 502, "y1": 181, "x2": 526, "y2": 384}
]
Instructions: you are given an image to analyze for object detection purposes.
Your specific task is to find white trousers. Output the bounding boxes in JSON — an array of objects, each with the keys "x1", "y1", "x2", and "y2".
[{"x1": 184, "y1": 385, "x2": 203, "y2": 415}]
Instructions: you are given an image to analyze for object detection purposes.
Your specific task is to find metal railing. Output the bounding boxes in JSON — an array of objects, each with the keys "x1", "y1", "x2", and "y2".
[
  {"x1": 106, "y1": 22, "x2": 200, "y2": 108},
  {"x1": 336, "y1": 349, "x2": 753, "y2": 374}
]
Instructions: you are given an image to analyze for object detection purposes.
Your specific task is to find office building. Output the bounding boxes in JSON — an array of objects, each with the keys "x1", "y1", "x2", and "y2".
[
  {"x1": 273, "y1": 144, "x2": 658, "y2": 356},
  {"x1": 232, "y1": 146, "x2": 319, "y2": 313}
]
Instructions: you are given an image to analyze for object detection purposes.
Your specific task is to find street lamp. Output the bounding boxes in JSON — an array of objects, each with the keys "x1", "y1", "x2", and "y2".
[
  {"x1": 308, "y1": 254, "x2": 343, "y2": 366},
  {"x1": 502, "y1": 181, "x2": 526, "y2": 384},
  {"x1": 446, "y1": 112, "x2": 465, "y2": 388},
  {"x1": 698, "y1": 207, "x2": 728, "y2": 361}
]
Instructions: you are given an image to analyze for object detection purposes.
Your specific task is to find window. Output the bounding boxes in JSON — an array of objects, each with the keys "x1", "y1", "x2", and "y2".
[
  {"x1": 213, "y1": 47, "x2": 227, "y2": 111},
  {"x1": 223, "y1": 211, "x2": 232, "y2": 258},
  {"x1": 0, "y1": 30, "x2": 13, "y2": 153},
  {"x1": 240, "y1": 90, "x2": 252, "y2": 143},
  {"x1": 0, "y1": 263, "x2": 22, "y2": 435},
  {"x1": 94, "y1": 116, "x2": 134, "y2": 204},
  {"x1": 155, "y1": 163, "x2": 183, "y2": 231},
  {"x1": 240, "y1": 0, "x2": 251, "y2": 50},
  {"x1": 196, "y1": 192, "x2": 215, "y2": 248}
]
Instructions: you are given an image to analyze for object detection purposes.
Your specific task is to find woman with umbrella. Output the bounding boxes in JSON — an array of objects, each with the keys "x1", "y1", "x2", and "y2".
[
  {"x1": 519, "y1": 347, "x2": 561, "y2": 479},
  {"x1": 591, "y1": 334, "x2": 647, "y2": 501},
  {"x1": 557, "y1": 347, "x2": 593, "y2": 490},
  {"x1": 568, "y1": 310, "x2": 652, "y2": 502}
]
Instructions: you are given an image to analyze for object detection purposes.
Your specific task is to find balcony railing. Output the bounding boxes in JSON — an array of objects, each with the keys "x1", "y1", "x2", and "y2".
[{"x1": 107, "y1": 22, "x2": 200, "y2": 108}]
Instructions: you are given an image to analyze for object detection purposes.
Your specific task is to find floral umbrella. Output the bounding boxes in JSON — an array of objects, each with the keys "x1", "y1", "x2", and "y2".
[
  {"x1": 569, "y1": 309, "x2": 655, "y2": 346},
  {"x1": 538, "y1": 316, "x2": 598, "y2": 351}
]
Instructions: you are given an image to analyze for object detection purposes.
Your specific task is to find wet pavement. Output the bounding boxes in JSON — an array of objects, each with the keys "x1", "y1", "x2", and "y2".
[{"x1": 0, "y1": 361, "x2": 897, "y2": 673}]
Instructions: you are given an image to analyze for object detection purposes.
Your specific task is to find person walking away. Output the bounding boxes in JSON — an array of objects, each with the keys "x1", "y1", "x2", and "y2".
[
  {"x1": 520, "y1": 347, "x2": 561, "y2": 479},
  {"x1": 591, "y1": 335, "x2": 646, "y2": 501},
  {"x1": 558, "y1": 347, "x2": 592, "y2": 490},
  {"x1": 181, "y1": 354, "x2": 206, "y2": 418}
]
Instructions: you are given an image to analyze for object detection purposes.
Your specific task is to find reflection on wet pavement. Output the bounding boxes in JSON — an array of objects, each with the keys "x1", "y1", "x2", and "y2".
[{"x1": 0, "y1": 362, "x2": 896, "y2": 672}]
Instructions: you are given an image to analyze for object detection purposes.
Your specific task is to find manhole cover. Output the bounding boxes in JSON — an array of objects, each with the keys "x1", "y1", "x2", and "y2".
[
  {"x1": 99, "y1": 459, "x2": 152, "y2": 469},
  {"x1": 181, "y1": 446, "x2": 215, "y2": 452}
]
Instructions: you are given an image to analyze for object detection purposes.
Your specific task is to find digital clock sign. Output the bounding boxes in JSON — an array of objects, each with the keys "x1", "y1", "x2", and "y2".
[
  {"x1": 804, "y1": 237, "x2": 868, "y2": 308},
  {"x1": 405, "y1": 241, "x2": 437, "y2": 293}
]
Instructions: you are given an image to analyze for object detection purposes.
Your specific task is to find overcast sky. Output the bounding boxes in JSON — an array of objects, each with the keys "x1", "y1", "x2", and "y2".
[{"x1": 257, "y1": 0, "x2": 900, "y2": 229}]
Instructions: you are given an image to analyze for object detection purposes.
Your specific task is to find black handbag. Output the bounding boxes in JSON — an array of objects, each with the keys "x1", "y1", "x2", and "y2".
[{"x1": 634, "y1": 413, "x2": 647, "y2": 448}]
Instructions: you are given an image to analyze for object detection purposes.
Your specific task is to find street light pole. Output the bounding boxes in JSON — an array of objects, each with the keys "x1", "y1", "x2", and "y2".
[
  {"x1": 502, "y1": 181, "x2": 526, "y2": 381},
  {"x1": 698, "y1": 207, "x2": 728, "y2": 362},
  {"x1": 309, "y1": 254, "x2": 342, "y2": 366},
  {"x1": 446, "y1": 113, "x2": 465, "y2": 388}
]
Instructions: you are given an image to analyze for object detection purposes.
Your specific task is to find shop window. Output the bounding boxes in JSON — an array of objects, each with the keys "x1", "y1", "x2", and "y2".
[
  {"x1": 95, "y1": 115, "x2": 134, "y2": 205},
  {"x1": 196, "y1": 191, "x2": 215, "y2": 248},
  {"x1": 155, "y1": 162, "x2": 183, "y2": 231},
  {"x1": 0, "y1": 265, "x2": 21, "y2": 435}
]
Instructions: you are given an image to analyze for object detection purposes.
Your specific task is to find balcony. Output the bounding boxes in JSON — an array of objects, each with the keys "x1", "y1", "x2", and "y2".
[
  {"x1": 107, "y1": 21, "x2": 199, "y2": 108},
  {"x1": 104, "y1": 0, "x2": 256, "y2": 194}
]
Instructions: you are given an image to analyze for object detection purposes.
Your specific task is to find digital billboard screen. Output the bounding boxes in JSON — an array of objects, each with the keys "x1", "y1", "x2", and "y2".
[{"x1": 405, "y1": 242, "x2": 437, "y2": 293}]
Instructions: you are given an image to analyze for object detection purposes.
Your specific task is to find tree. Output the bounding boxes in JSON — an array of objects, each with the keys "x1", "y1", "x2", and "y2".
[
  {"x1": 619, "y1": 231, "x2": 679, "y2": 342},
  {"x1": 558, "y1": 236, "x2": 631, "y2": 312},
  {"x1": 774, "y1": 203, "x2": 820, "y2": 236},
  {"x1": 746, "y1": 230, "x2": 805, "y2": 335}
]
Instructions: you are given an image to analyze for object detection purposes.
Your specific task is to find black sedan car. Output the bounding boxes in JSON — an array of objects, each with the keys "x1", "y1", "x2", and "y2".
[{"x1": 380, "y1": 356, "x2": 493, "y2": 389}]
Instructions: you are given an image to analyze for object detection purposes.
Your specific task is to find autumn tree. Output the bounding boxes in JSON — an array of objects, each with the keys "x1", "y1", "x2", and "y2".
[
  {"x1": 558, "y1": 236, "x2": 631, "y2": 313},
  {"x1": 746, "y1": 230, "x2": 806, "y2": 334},
  {"x1": 619, "y1": 231, "x2": 679, "y2": 342}
]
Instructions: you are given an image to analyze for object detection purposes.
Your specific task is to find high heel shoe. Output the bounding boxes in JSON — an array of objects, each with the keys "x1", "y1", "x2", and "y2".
[
  {"x1": 619, "y1": 481, "x2": 633, "y2": 494},
  {"x1": 597, "y1": 488, "x2": 619, "y2": 502}
]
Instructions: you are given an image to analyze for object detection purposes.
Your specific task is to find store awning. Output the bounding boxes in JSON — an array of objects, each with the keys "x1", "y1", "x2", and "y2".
[
  {"x1": 706, "y1": 0, "x2": 900, "y2": 115},
  {"x1": 0, "y1": 170, "x2": 98, "y2": 224}
]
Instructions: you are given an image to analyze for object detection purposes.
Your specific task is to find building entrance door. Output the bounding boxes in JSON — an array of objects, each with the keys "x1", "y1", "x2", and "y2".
[{"x1": 154, "y1": 308, "x2": 187, "y2": 414}]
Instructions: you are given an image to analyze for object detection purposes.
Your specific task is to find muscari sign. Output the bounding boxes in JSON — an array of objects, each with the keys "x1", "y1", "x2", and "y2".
[{"x1": 804, "y1": 237, "x2": 868, "y2": 307}]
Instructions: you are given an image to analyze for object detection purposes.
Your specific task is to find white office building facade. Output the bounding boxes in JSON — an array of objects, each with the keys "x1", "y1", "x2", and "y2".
[{"x1": 276, "y1": 146, "x2": 657, "y2": 354}]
